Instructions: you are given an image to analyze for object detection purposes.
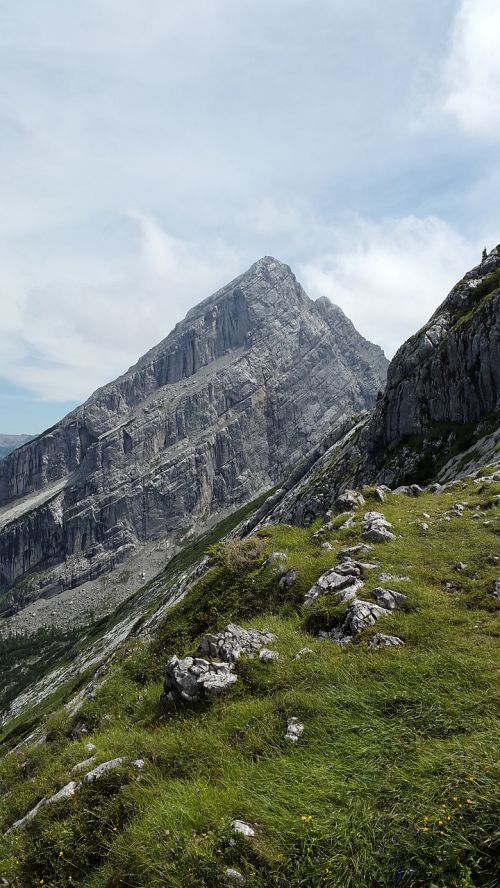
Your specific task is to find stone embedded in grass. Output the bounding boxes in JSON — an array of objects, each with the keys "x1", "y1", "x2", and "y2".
[
  {"x1": 378, "y1": 572, "x2": 410, "y2": 582},
  {"x1": 225, "y1": 868, "x2": 245, "y2": 885},
  {"x1": 265, "y1": 551, "x2": 288, "y2": 565},
  {"x1": 259, "y1": 648, "x2": 279, "y2": 663},
  {"x1": 7, "y1": 780, "x2": 80, "y2": 833},
  {"x1": 83, "y1": 757, "x2": 126, "y2": 783},
  {"x1": 165, "y1": 656, "x2": 237, "y2": 703},
  {"x1": 294, "y1": 647, "x2": 313, "y2": 660},
  {"x1": 493, "y1": 578, "x2": 500, "y2": 599},
  {"x1": 304, "y1": 567, "x2": 363, "y2": 606},
  {"x1": 392, "y1": 484, "x2": 422, "y2": 497},
  {"x1": 231, "y1": 819, "x2": 255, "y2": 837},
  {"x1": 363, "y1": 511, "x2": 396, "y2": 543},
  {"x1": 279, "y1": 569, "x2": 298, "y2": 589},
  {"x1": 84, "y1": 742, "x2": 96, "y2": 754},
  {"x1": 200, "y1": 624, "x2": 277, "y2": 664},
  {"x1": 49, "y1": 780, "x2": 79, "y2": 802},
  {"x1": 341, "y1": 600, "x2": 390, "y2": 636},
  {"x1": 340, "y1": 514, "x2": 356, "y2": 530},
  {"x1": 371, "y1": 588, "x2": 407, "y2": 611},
  {"x1": 334, "y1": 490, "x2": 365, "y2": 512},
  {"x1": 72, "y1": 756, "x2": 96, "y2": 773},
  {"x1": 369, "y1": 633, "x2": 405, "y2": 648},
  {"x1": 133, "y1": 759, "x2": 145, "y2": 770},
  {"x1": 71, "y1": 720, "x2": 89, "y2": 739},
  {"x1": 340, "y1": 544, "x2": 373, "y2": 557},
  {"x1": 336, "y1": 556, "x2": 378, "y2": 576},
  {"x1": 286, "y1": 717, "x2": 304, "y2": 742}
]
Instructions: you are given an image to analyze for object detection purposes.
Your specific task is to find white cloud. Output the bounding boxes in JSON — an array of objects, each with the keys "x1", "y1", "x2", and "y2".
[
  {"x1": 0, "y1": 215, "x2": 241, "y2": 401},
  {"x1": 443, "y1": 0, "x2": 500, "y2": 135},
  {"x1": 299, "y1": 215, "x2": 478, "y2": 358}
]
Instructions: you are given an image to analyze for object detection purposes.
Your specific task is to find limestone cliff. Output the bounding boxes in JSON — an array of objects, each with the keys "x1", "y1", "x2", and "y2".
[
  {"x1": 0, "y1": 257, "x2": 387, "y2": 606},
  {"x1": 267, "y1": 247, "x2": 500, "y2": 526}
]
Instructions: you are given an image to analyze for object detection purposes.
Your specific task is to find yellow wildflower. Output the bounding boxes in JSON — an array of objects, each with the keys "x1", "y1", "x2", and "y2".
[
  {"x1": 438, "y1": 820, "x2": 443, "y2": 826},
  {"x1": 466, "y1": 799, "x2": 473, "y2": 805},
  {"x1": 300, "y1": 815, "x2": 313, "y2": 822},
  {"x1": 452, "y1": 796, "x2": 458, "y2": 802},
  {"x1": 58, "y1": 851, "x2": 64, "y2": 858},
  {"x1": 422, "y1": 827, "x2": 429, "y2": 832}
]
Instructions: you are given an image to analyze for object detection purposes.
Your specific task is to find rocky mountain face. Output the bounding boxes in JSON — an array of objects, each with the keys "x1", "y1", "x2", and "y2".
[
  {"x1": 267, "y1": 247, "x2": 500, "y2": 526},
  {"x1": 367, "y1": 245, "x2": 500, "y2": 456},
  {"x1": 0, "y1": 435, "x2": 32, "y2": 461},
  {"x1": 0, "y1": 257, "x2": 387, "y2": 609}
]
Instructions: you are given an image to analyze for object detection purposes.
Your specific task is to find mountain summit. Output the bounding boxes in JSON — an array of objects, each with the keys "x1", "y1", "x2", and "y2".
[{"x1": 0, "y1": 258, "x2": 387, "y2": 611}]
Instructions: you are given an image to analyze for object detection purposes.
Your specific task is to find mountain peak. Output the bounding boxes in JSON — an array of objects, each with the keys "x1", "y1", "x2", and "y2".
[{"x1": 0, "y1": 257, "x2": 387, "y2": 606}]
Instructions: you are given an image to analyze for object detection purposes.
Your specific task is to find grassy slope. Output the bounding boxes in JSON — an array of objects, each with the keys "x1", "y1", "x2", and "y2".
[{"x1": 0, "y1": 478, "x2": 498, "y2": 888}]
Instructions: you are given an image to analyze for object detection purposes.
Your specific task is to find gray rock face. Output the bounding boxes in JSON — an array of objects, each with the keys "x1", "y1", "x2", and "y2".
[
  {"x1": 268, "y1": 250, "x2": 500, "y2": 527},
  {"x1": 367, "y1": 246, "x2": 500, "y2": 458},
  {"x1": 0, "y1": 257, "x2": 387, "y2": 609}
]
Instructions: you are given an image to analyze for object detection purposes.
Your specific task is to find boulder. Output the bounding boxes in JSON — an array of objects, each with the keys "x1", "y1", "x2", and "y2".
[
  {"x1": 165, "y1": 656, "x2": 237, "y2": 703},
  {"x1": 334, "y1": 490, "x2": 365, "y2": 512},
  {"x1": 362, "y1": 511, "x2": 396, "y2": 543},
  {"x1": 341, "y1": 600, "x2": 390, "y2": 636},
  {"x1": 304, "y1": 567, "x2": 363, "y2": 606},
  {"x1": 200, "y1": 624, "x2": 277, "y2": 664}
]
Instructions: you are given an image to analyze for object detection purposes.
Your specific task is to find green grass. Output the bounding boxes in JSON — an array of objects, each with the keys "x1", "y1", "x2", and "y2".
[{"x1": 0, "y1": 478, "x2": 499, "y2": 887}]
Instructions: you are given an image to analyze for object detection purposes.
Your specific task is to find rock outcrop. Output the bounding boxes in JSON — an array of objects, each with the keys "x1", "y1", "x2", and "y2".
[
  {"x1": 0, "y1": 257, "x2": 387, "y2": 609},
  {"x1": 267, "y1": 248, "x2": 500, "y2": 526},
  {"x1": 368, "y1": 247, "x2": 500, "y2": 454}
]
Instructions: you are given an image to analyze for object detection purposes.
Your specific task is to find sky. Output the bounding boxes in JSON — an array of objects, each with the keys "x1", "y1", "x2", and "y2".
[{"x1": 1, "y1": 0, "x2": 499, "y2": 434}]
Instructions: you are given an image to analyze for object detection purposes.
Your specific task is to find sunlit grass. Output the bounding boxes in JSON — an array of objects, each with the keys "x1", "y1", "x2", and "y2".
[{"x1": 0, "y1": 476, "x2": 498, "y2": 887}]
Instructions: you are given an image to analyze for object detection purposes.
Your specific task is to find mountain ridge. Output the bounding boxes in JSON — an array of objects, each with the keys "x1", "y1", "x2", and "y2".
[{"x1": 0, "y1": 257, "x2": 387, "y2": 614}]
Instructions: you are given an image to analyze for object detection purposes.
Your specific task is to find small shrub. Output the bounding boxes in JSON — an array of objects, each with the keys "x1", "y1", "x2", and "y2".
[{"x1": 206, "y1": 538, "x2": 265, "y2": 573}]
